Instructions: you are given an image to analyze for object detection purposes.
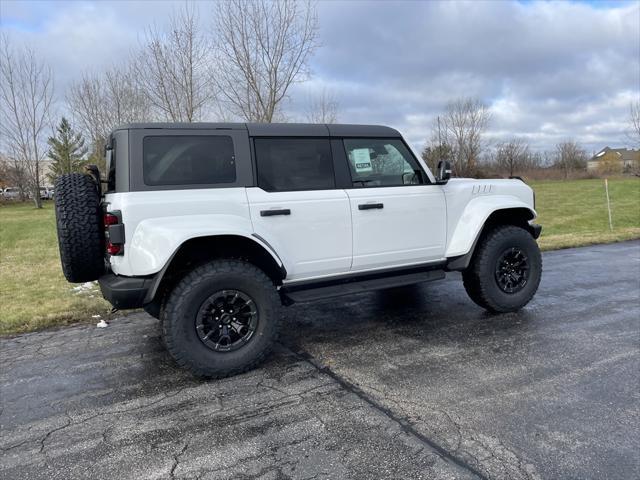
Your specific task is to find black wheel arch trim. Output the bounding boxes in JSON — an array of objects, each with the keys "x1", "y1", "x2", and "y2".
[
  {"x1": 446, "y1": 208, "x2": 541, "y2": 272},
  {"x1": 140, "y1": 234, "x2": 286, "y2": 306}
]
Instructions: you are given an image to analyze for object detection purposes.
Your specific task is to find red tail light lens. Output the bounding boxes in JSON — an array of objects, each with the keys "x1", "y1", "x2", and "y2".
[
  {"x1": 104, "y1": 212, "x2": 123, "y2": 256},
  {"x1": 104, "y1": 213, "x2": 119, "y2": 226},
  {"x1": 107, "y1": 243, "x2": 122, "y2": 255}
]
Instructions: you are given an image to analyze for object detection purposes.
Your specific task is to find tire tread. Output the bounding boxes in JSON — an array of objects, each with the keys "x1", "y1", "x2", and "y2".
[
  {"x1": 54, "y1": 173, "x2": 104, "y2": 283},
  {"x1": 463, "y1": 225, "x2": 542, "y2": 313},
  {"x1": 161, "y1": 259, "x2": 280, "y2": 378}
]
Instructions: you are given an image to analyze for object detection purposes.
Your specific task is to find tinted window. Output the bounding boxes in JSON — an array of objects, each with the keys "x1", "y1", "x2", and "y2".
[
  {"x1": 106, "y1": 135, "x2": 116, "y2": 193},
  {"x1": 255, "y1": 138, "x2": 335, "y2": 192},
  {"x1": 343, "y1": 138, "x2": 425, "y2": 187},
  {"x1": 143, "y1": 136, "x2": 235, "y2": 186}
]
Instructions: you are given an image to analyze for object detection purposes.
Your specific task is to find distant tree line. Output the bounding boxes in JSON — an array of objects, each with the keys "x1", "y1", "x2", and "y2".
[{"x1": 420, "y1": 96, "x2": 600, "y2": 180}]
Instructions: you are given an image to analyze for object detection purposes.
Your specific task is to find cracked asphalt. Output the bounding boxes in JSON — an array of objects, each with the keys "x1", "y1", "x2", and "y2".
[{"x1": 1, "y1": 241, "x2": 639, "y2": 480}]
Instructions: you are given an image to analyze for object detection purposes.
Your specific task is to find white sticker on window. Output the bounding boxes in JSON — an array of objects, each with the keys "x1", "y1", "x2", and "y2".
[{"x1": 352, "y1": 148, "x2": 372, "y2": 172}]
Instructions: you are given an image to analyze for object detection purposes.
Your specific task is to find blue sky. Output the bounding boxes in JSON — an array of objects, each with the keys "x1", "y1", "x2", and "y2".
[{"x1": 1, "y1": 0, "x2": 639, "y2": 153}]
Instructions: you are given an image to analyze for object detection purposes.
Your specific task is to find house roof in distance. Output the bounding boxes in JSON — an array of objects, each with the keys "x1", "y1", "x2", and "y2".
[{"x1": 591, "y1": 146, "x2": 640, "y2": 162}]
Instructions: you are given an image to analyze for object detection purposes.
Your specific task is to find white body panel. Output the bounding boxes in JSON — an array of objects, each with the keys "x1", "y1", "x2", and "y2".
[
  {"x1": 246, "y1": 187, "x2": 352, "y2": 281},
  {"x1": 346, "y1": 185, "x2": 447, "y2": 270},
  {"x1": 104, "y1": 188, "x2": 279, "y2": 277},
  {"x1": 106, "y1": 179, "x2": 536, "y2": 279},
  {"x1": 442, "y1": 179, "x2": 536, "y2": 257}
]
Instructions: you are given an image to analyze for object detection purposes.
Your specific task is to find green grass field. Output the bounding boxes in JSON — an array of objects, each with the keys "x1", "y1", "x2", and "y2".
[
  {"x1": 530, "y1": 178, "x2": 640, "y2": 250},
  {"x1": 0, "y1": 202, "x2": 109, "y2": 334},
  {"x1": 1, "y1": 177, "x2": 639, "y2": 334}
]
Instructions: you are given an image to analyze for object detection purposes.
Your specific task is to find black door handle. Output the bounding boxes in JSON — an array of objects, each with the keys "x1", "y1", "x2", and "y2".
[
  {"x1": 358, "y1": 203, "x2": 384, "y2": 210},
  {"x1": 260, "y1": 209, "x2": 291, "y2": 217}
]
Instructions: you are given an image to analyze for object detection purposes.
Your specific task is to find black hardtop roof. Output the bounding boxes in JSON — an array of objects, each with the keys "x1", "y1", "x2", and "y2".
[{"x1": 114, "y1": 122, "x2": 402, "y2": 138}]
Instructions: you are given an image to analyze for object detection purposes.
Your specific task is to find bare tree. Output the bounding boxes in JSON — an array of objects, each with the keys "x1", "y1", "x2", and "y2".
[
  {"x1": 421, "y1": 142, "x2": 454, "y2": 173},
  {"x1": 135, "y1": 3, "x2": 211, "y2": 122},
  {"x1": 67, "y1": 67, "x2": 151, "y2": 140},
  {"x1": 439, "y1": 98, "x2": 491, "y2": 176},
  {"x1": 68, "y1": 65, "x2": 151, "y2": 171},
  {"x1": 68, "y1": 73, "x2": 109, "y2": 144},
  {"x1": 528, "y1": 151, "x2": 544, "y2": 170},
  {"x1": 213, "y1": 0, "x2": 319, "y2": 122},
  {"x1": 105, "y1": 68, "x2": 152, "y2": 127},
  {"x1": 0, "y1": 36, "x2": 54, "y2": 208},
  {"x1": 305, "y1": 88, "x2": 339, "y2": 123},
  {"x1": 495, "y1": 138, "x2": 530, "y2": 177},
  {"x1": 629, "y1": 100, "x2": 640, "y2": 147},
  {"x1": 554, "y1": 140, "x2": 587, "y2": 179}
]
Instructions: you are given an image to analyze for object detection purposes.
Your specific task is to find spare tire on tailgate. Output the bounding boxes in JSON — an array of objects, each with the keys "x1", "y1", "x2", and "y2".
[{"x1": 54, "y1": 173, "x2": 105, "y2": 283}]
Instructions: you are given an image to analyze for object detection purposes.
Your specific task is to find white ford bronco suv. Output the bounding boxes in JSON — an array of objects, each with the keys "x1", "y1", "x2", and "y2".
[{"x1": 55, "y1": 123, "x2": 542, "y2": 378}]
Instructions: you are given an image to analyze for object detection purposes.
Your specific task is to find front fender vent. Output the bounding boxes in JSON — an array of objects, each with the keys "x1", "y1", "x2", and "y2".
[{"x1": 471, "y1": 184, "x2": 493, "y2": 195}]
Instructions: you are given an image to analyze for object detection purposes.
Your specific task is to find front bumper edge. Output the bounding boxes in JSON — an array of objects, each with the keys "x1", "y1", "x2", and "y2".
[{"x1": 530, "y1": 223, "x2": 542, "y2": 239}]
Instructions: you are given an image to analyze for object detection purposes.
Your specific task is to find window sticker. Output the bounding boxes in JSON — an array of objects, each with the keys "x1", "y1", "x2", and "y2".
[{"x1": 352, "y1": 148, "x2": 373, "y2": 172}]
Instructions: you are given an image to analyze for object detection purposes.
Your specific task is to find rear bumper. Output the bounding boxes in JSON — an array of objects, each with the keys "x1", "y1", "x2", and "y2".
[{"x1": 98, "y1": 274, "x2": 154, "y2": 310}]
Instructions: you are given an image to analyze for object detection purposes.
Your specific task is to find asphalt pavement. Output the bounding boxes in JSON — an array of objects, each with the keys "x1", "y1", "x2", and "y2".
[{"x1": 1, "y1": 241, "x2": 639, "y2": 480}]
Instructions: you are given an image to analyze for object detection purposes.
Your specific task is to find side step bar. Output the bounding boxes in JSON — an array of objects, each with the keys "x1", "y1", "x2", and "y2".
[{"x1": 281, "y1": 266, "x2": 446, "y2": 303}]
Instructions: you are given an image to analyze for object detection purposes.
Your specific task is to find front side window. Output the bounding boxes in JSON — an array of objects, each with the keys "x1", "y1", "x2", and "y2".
[
  {"x1": 255, "y1": 138, "x2": 335, "y2": 192},
  {"x1": 343, "y1": 138, "x2": 425, "y2": 187},
  {"x1": 143, "y1": 135, "x2": 236, "y2": 186}
]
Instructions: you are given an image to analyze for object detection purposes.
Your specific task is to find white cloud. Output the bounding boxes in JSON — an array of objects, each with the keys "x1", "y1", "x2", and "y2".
[{"x1": 1, "y1": 0, "x2": 638, "y2": 152}]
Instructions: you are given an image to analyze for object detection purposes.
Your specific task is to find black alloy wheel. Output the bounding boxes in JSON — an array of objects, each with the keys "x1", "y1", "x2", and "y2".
[
  {"x1": 494, "y1": 247, "x2": 529, "y2": 294},
  {"x1": 195, "y1": 289, "x2": 258, "y2": 352}
]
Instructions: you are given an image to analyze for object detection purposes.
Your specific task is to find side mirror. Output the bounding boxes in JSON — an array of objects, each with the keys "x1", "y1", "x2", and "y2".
[{"x1": 436, "y1": 160, "x2": 451, "y2": 184}]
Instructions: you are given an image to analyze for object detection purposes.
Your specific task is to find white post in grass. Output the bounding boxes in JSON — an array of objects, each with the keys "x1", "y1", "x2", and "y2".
[{"x1": 604, "y1": 178, "x2": 613, "y2": 232}]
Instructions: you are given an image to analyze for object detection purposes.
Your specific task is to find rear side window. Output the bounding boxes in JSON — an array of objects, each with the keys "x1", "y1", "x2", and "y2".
[
  {"x1": 254, "y1": 138, "x2": 335, "y2": 192},
  {"x1": 105, "y1": 136, "x2": 116, "y2": 193},
  {"x1": 143, "y1": 136, "x2": 235, "y2": 186},
  {"x1": 343, "y1": 138, "x2": 425, "y2": 187}
]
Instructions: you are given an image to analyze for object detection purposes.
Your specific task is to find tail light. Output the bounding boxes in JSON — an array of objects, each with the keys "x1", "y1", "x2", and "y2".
[
  {"x1": 104, "y1": 211, "x2": 124, "y2": 256},
  {"x1": 106, "y1": 243, "x2": 122, "y2": 255},
  {"x1": 104, "y1": 213, "x2": 119, "y2": 226}
]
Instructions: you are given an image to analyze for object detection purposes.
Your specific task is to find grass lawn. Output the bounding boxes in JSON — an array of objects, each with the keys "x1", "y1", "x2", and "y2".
[
  {"x1": 0, "y1": 202, "x2": 109, "y2": 334},
  {"x1": 1, "y1": 177, "x2": 639, "y2": 334},
  {"x1": 530, "y1": 178, "x2": 640, "y2": 250}
]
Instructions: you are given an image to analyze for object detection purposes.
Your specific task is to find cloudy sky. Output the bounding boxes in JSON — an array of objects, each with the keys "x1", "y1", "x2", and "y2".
[{"x1": 1, "y1": 0, "x2": 639, "y2": 153}]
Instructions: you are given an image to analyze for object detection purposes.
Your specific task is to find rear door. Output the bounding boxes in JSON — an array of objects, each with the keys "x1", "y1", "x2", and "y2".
[
  {"x1": 246, "y1": 137, "x2": 352, "y2": 281},
  {"x1": 339, "y1": 138, "x2": 447, "y2": 271}
]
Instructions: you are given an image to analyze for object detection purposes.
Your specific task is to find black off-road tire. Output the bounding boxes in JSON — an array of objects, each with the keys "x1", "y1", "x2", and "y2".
[
  {"x1": 54, "y1": 173, "x2": 105, "y2": 283},
  {"x1": 462, "y1": 225, "x2": 542, "y2": 313},
  {"x1": 162, "y1": 259, "x2": 280, "y2": 378}
]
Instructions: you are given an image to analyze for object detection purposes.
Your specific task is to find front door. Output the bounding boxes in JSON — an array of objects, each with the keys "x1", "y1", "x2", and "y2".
[{"x1": 340, "y1": 138, "x2": 447, "y2": 271}]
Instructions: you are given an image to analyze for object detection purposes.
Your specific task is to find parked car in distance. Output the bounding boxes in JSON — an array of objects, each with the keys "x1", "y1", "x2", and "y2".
[
  {"x1": 2, "y1": 187, "x2": 21, "y2": 200},
  {"x1": 39, "y1": 187, "x2": 54, "y2": 200}
]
